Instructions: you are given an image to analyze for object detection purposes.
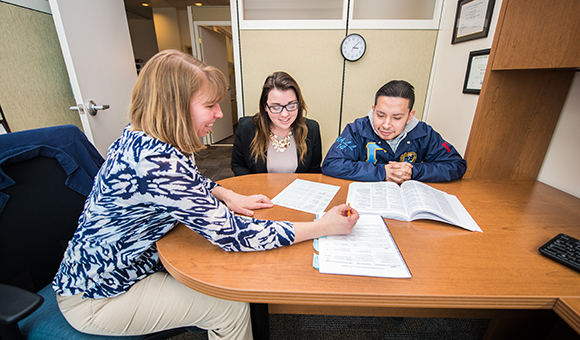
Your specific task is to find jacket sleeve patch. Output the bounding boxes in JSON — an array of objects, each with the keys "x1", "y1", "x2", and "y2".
[
  {"x1": 335, "y1": 137, "x2": 356, "y2": 151},
  {"x1": 366, "y1": 142, "x2": 386, "y2": 164},
  {"x1": 442, "y1": 142, "x2": 451, "y2": 153},
  {"x1": 399, "y1": 151, "x2": 417, "y2": 163}
]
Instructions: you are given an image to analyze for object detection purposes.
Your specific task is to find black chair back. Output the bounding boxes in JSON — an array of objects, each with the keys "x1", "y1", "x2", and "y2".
[{"x1": 0, "y1": 156, "x2": 86, "y2": 292}]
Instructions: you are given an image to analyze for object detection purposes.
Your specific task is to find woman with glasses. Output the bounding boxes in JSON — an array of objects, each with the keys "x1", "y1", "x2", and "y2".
[{"x1": 231, "y1": 71, "x2": 322, "y2": 175}]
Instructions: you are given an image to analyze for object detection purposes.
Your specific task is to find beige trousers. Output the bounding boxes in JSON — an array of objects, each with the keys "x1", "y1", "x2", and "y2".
[{"x1": 56, "y1": 272, "x2": 253, "y2": 340}]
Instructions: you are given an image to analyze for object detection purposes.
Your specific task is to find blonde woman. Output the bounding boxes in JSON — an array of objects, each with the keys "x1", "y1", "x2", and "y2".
[{"x1": 52, "y1": 50, "x2": 357, "y2": 339}]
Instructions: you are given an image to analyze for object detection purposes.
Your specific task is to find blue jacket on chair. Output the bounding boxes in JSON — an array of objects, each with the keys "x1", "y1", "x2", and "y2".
[{"x1": 0, "y1": 125, "x2": 104, "y2": 213}]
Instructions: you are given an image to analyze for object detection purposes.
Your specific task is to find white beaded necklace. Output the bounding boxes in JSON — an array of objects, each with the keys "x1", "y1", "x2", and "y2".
[{"x1": 269, "y1": 130, "x2": 293, "y2": 152}]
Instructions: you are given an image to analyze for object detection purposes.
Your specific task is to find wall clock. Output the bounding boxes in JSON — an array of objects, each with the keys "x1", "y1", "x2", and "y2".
[{"x1": 341, "y1": 33, "x2": 366, "y2": 62}]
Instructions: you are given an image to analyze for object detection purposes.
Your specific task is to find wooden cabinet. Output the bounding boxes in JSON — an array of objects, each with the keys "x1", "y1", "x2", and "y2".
[
  {"x1": 464, "y1": 0, "x2": 579, "y2": 180},
  {"x1": 493, "y1": 0, "x2": 580, "y2": 70}
]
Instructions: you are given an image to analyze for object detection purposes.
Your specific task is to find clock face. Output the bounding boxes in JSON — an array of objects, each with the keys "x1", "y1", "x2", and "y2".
[{"x1": 341, "y1": 33, "x2": 366, "y2": 62}]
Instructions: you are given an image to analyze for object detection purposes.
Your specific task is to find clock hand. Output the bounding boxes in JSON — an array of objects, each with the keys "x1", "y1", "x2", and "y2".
[{"x1": 351, "y1": 41, "x2": 360, "y2": 52}]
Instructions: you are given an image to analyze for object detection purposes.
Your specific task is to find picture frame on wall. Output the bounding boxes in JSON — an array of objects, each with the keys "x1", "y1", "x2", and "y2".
[
  {"x1": 463, "y1": 48, "x2": 490, "y2": 94},
  {"x1": 452, "y1": 0, "x2": 496, "y2": 44},
  {"x1": 0, "y1": 105, "x2": 10, "y2": 134}
]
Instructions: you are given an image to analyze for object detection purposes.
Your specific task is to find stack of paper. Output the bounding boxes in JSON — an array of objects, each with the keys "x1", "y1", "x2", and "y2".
[{"x1": 314, "y1": 214, "x2": 411, "y2": 278}]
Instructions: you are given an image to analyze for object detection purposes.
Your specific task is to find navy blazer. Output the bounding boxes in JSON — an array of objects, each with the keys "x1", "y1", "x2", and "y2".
[{"x1": 231, "y1": 116, "x2": 322, "y2": 176}]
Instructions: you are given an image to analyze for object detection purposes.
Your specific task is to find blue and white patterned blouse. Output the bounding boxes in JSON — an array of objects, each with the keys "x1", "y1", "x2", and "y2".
[{"x1": 53, "y1": 126, "x2": 295, "y2": 299}]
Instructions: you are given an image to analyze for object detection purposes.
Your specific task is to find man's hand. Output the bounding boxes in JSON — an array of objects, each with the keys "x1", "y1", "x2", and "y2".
[
  {"x1": 212, "y1": 186, "x2": 273, "y2": 217},
  {"x1": 385, "y1": 161, "x2": 413, "y2": 184}
]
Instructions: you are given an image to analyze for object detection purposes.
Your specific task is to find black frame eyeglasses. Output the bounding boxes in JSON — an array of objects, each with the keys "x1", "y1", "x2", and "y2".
[{"x1": 266, "y1": 102, "x2": 299, "y2": 114}]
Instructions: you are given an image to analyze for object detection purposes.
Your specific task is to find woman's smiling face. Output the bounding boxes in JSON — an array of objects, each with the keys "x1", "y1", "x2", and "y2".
[
  {"x1": 190, "y1": 90, "x2": 223, "y2": 138},
  {"x1": 265, "y1": 89, "x2": 298, "y2": 136}
]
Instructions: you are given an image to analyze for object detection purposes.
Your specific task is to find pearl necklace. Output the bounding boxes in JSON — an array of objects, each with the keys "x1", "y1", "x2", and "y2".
[{"x1": 269, "y1": 130, "x2": 293, "y2": 152}]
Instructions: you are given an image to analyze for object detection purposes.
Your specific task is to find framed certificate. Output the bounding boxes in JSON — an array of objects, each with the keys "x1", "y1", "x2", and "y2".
[
  {"x1": 452, "y1": 0, "x2": 496, "y2": 44},
  {"x1": 463, "y1": 49, "x2": 490, "y2": 94},
  {"x1": 0, "y1": 105, "x2": 10, "y2": 134}
]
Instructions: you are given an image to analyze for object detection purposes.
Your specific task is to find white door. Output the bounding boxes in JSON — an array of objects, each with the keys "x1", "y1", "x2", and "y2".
[
  {"x1": 49, "y1": 0, "x2": 136, "y2": 157},
  {"x1": 199, "y1": 27, "x2": 233, "y2": 144}
]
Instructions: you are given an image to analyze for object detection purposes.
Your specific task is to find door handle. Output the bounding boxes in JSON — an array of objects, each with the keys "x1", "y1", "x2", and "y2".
[
  {"x1": 69, "y1": 103, "x2": 84, "y2": 115},
  {"x1": 69, "y1": 100, "x2": 110, "y2": 116}
]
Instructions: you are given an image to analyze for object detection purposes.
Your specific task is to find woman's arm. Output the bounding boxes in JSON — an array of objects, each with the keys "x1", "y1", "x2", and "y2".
[{"x1": 212, "y1": 186, "x2": 273, "y2": 216}]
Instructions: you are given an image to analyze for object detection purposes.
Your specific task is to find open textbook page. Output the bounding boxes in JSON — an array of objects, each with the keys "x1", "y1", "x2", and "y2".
[
  {"x1": 346, "y1": 181, "x2": 409, "y2": 220},
  {"x1": 317, "y1": 214, "x2": 411, "y2": 278},
  {"x1": 347, "y1": 181, "x2": 481, "y2": 232}
]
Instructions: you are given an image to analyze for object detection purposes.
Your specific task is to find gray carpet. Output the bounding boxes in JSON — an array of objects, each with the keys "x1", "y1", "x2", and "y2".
[
  {"x1": 169, "y1": 315, "x2": 489, "y2": 339},
  {"x1": 178, "y1": 136, "x2": 490, "y2": 339},
  {"x1": 195, "y1": 144, "x2": 235, "y2": 182}
]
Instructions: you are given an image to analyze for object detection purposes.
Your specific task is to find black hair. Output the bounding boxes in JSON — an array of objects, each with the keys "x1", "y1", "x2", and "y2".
[{"x1": 374, "y1": 80, "x2": 415, "y2": 111}]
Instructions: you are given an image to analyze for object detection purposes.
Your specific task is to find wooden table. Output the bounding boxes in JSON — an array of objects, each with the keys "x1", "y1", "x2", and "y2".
[{"x1": 157, "y1": 174, "x2": 580, "y2": 338}]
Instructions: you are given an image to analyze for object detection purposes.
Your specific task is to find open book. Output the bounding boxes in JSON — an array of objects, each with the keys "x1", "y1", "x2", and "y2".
[{"x1": 346, "y1": 180, "x2": 482, "y2": 232}]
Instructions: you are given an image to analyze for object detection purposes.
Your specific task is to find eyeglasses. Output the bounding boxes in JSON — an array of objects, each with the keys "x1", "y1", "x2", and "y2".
[{"x1": 266, "y1": 102, "x2": 299, "y2": 114}]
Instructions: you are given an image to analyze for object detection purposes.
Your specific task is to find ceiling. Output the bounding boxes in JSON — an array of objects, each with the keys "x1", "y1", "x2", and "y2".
[{"x1": 125, "y1": 0, "x2": 230, "y2": 20}]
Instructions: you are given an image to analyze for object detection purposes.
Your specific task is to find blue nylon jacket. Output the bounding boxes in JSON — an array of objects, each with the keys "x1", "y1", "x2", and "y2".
[
  {"x1": 321, "y1": 116, "x2": 467, "y2": 182},
  {"x1": 0, "y1": 125, "x2": 104, "y2": 214}
]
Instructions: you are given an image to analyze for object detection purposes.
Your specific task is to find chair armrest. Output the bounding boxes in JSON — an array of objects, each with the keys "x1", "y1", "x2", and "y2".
[{"x1": 0, "y1": 283, "x2": 44, "y2": 325}]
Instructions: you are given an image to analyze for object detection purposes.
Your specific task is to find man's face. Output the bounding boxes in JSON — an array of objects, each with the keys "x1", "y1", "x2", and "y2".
[{"x1": 372, "y1": 96, "x2": 415, "y2": 141}]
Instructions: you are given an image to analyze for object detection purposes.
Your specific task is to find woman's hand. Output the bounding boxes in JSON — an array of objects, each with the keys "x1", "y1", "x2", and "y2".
[
  {"x1": 212, "y1": 186, "x2": 273, "y2": 217},
  {"x1": 293, "y1": 204, "x2": 359, "y2": 244},
  {"x1": 319, "y1": 204, "x2": 359, "y2": 235}
]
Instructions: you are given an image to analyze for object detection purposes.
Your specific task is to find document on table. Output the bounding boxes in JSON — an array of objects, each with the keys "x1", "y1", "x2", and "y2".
[
  {"x1": 271, "y1": 179, "x2": 340, "y2": 214},
  {"x1": 317, "y1": 214, "x2": 411, "y2": 278}
]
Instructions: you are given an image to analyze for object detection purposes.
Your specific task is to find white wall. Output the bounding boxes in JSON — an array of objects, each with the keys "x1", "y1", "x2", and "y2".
[
  {"x1": 127, "y1": 18, "x2": 158, "y2": 63},
  {"x1": 148, "y1": 8, "x2": 191, "y2": 54},
  {"x1": 178, "y1": 8, "x2": 191, "y2": 52},
  {"x1": 537, "y1": 73, "x2": 580, "y2": 198},
  {"x1": 425, "y1": 0, "x2": 580, "y2": 199},
  {"x1": 425, "y1": 0, "x2": 502, "y2": 155},
  {"x1": 152, "y1": 7, "x2": 182, "y2": 51}
]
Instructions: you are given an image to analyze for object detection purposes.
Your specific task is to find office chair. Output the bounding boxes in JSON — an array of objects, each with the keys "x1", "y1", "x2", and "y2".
[{"x1": 0, "y1": 125, "x2": 196, "y2": 340}]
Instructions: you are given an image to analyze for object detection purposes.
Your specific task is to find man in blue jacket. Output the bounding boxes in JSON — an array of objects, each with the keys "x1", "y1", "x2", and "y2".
[{"x1": 322, "y1": 80, "x2": 466, "y2": 183}]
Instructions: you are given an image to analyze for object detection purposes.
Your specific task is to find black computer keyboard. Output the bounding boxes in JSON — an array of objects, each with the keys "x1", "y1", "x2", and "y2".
[{"x1": 539, "y1": 233, "x2": 580, "y2": 273}]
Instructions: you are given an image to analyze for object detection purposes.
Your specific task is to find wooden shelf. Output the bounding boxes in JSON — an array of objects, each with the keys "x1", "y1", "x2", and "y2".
[
  {"x1": 464, "y1": 0, "x2": 579, "y2": 180},
  {"x1": 492, "y1": 0, "x2": 580, "y2": 70}
]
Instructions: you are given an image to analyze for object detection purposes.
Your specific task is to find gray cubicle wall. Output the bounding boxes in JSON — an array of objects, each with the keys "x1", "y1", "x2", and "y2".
[{"x1": 0, "y1": 2, "x2": 81, "y2": 133}]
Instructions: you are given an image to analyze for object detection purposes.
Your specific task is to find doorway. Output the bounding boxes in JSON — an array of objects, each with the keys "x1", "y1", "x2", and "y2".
[
  {"x1": 125, "y1": 4, "x2": 238, "y2": 146},
  {"x1": 193, "y1": 23, "x2": 237, "y2": 145}
]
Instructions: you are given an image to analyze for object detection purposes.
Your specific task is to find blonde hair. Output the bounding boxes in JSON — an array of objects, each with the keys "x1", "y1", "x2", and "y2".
[
  {"x1": 250, "y1": 72, "x2": 309, "y2": 164},
  {"x1": 130, "y1": 49, "x2": 227, "y2": 155}
]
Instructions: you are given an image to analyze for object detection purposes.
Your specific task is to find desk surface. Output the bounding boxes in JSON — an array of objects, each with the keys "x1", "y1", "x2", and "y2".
[{"x1": 157, "y1": 174, "x2": 580, "y2": 316}]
